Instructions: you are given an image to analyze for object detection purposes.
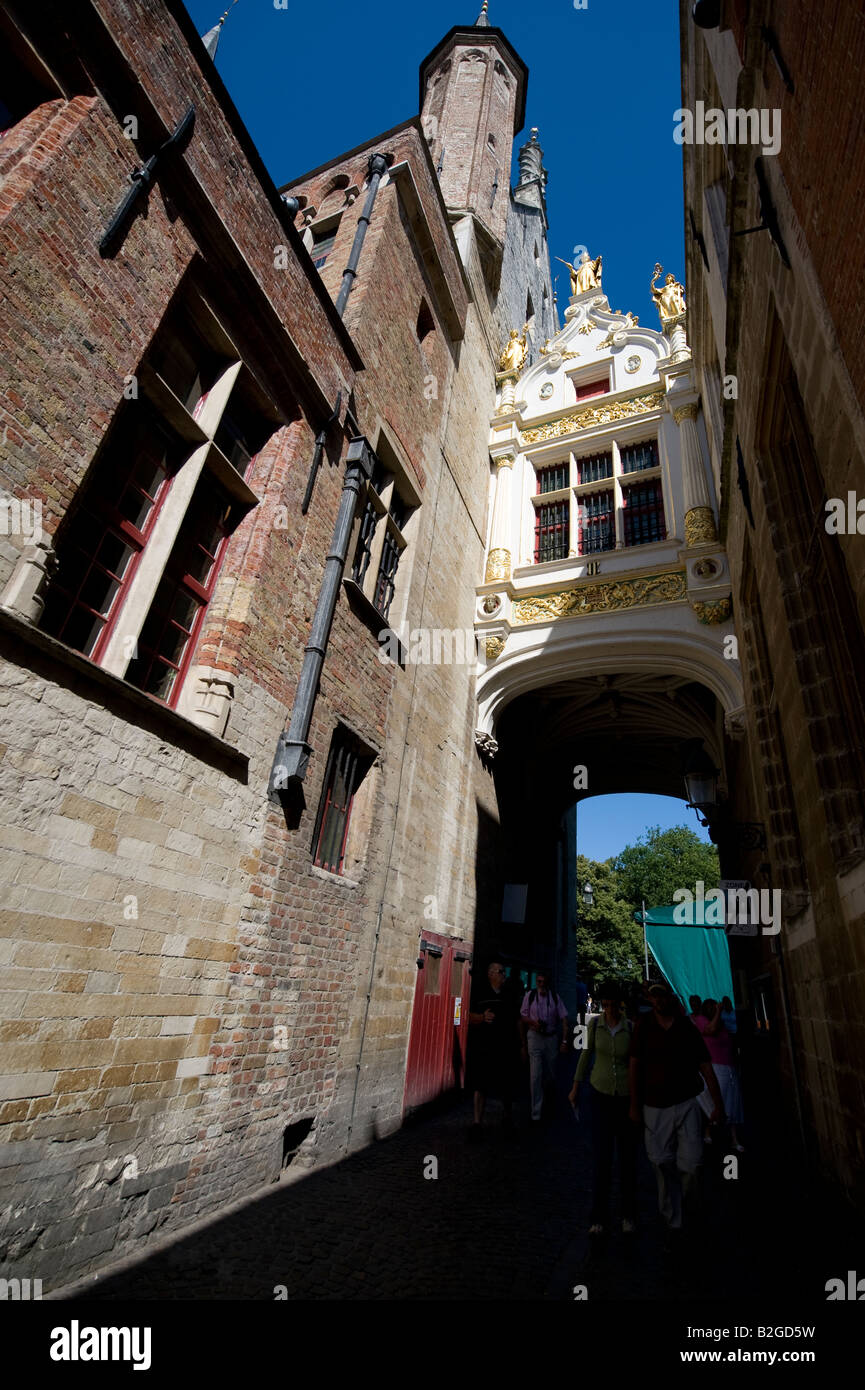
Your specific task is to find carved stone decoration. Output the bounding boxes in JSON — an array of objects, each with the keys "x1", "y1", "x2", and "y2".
[
  {"x1": 0, "y1": 534, "x2": 56, "y2": 624},
  {"x1": 692, "y1": 558, "x2": 719, "y2": 579},
  {"x1": 724, "y1": 706, "x2": 747, "y2": 741},
  {"x1": 684, "y1": 505, "x2": 718, "y2": 546},
  {"x1": 481, "y1": 634, "x2": 506, "y2": 661},
  {"x1": 474, "y1": 730, "x2": 499, "y2": 759},
  {"x1": 673, "y1": 402, "x2": 699, "y2": 425},
  {"x1": 511, "y1": 570, "x2": 687, "y2": 625},
  {"x1": 692, "y1": 598, "x2": 732, "y2": 625},
  {"x1": 522, "y1": 391, "x2": 664, "y2": 444},
  {"x1": 484, "y1": 547, "x2": 511, "y2": 583},
  {"x1": 481, "y1": 594, "x2": 502, "y2": 616}
]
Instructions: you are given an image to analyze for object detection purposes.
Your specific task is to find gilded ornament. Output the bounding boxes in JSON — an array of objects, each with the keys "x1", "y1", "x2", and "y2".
[
  {"x1": 498, "y1": 324, "x2": 528, "y2": 374},
  {"x1": 556, "y1": 252, "x2": 602, "y2": 295},
  {"x1": 511, "y1": 570, "x2": 687, "y2": 625},
  {"x1": 684, "y1": 506, "x2": 717, "y2": 546},
  {"x1": 650, "y1": 263, "x2": 687, "y2": 324},
  {"x1": 692, "y1": 598, "x2": 732, "y2": 625},
  {"x1": 482, "y1": 635, "x2": 506, "y2": 661},
  {"x1": 522, "y1": 391, "x2": 664, "y2": 444},
  {"x1": 485, "y1": 547, "x2": 511, "y2": 582}
]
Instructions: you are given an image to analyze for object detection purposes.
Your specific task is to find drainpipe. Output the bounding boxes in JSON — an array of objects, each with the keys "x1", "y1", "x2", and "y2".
[
  {"x1": 335, "y1": 153, "x2": 390, "y2": 318},
  {"x1": 268, "y1": 436, "x2": 373, "y2": 792},
  {"x1": 268, "y1": 151, "x2": 389, "y2": 793}
]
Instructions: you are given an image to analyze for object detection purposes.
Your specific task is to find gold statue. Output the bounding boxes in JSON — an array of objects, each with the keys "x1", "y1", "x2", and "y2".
[
  {"x1": 499, "y1": 323, "x2": 529, "y2": 374},
  {"x1": 556, "y1": 251, "x2": 602, "y2": 296},
  {"x1": 650, "y1": 263, "x2": 686, "y2": 323}
]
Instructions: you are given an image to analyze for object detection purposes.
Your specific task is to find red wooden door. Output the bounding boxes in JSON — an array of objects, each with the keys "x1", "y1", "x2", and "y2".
[{"x1": 404, "y1": 933, "x2": 471, "y2": 1111}]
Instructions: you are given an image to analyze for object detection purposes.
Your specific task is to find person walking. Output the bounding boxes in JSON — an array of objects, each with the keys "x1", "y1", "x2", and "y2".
[
  {"x1": 694, "y1": 998, "x2": 745, "y2": 1152},
  {"x1": 569, "y1": 980, "x2": 637, "y2": 1236},
  {"x1": 467, "y1": 961, "x2": 522, "y2": 1136},
  {"x1": 629, "y1": 981, "x2": 724, "y2": 1245},
  {"x1": 520, "y1": 971, "x2": 568, "y2": 1123}
]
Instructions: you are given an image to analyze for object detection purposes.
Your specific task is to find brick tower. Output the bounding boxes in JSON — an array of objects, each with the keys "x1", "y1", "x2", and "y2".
[{"x1": 420, "y1": 3, "x2": 528, "y2": 285}]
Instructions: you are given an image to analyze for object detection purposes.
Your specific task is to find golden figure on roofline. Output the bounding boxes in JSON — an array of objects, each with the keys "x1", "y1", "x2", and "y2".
[
  {"x1": 650, "y1": 262, "x2": 687, "y2": 323},
  {"x1": 556, "y1": 250, "x2": 602, "y2": 296}
]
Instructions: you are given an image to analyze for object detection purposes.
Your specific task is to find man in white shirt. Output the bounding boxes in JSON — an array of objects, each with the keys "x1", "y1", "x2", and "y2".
[{"x1": 520, "y1": 971, "x2": 569, "y2": 1122}]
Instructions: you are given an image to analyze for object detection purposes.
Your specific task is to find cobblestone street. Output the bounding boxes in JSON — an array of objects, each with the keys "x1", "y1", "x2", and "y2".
[{"x1": 65, "y1": 1073, "x2": 862, "y2": 1303}]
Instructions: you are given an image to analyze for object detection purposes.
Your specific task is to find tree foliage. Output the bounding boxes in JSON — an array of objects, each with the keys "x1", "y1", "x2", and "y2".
[
  {"x1": 575, "y1": 825, "x2": 720, "y2": 986},
  {"x1": 613, "y1": 824, "x2": 720, "y2": 909}
]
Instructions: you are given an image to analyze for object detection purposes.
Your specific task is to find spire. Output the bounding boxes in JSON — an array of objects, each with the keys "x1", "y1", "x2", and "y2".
[
  {"x1": 201, "y1": 1, "x2": 239, "y2": 59},
  {"x1": 476, "y1": 1, "x2": 490, "y2": 26}
]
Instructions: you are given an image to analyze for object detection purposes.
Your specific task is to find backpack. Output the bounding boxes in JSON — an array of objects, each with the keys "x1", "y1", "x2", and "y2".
[{"x1": 527, "y1": 987, "x2": 560, "y2": 1008}]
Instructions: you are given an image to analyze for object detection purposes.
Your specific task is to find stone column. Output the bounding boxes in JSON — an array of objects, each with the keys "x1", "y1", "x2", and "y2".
[
  {"x1": 496, "y1": 372, "x2": 518, "y2": 415},
  {"x1": 667, "y1": 313, "x2": 690, "y2": 363},
  {"x1": 673, "y1": 401, "x2": 717, "y2": 546},
  {"x1": 485, "y1": 454, "x2": 515, "y2": 583}
]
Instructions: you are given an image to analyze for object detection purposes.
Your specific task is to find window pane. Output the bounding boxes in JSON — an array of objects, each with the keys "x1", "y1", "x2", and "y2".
[
  {"x1": 534, "y1": 501, "x2": 569, "y2": 562},
  {"x1": 374, "y1": 528, "x2": 402, "y2": 619},
  {"x1": 622, "y1": 480, "x2": 665, "y2": 546},
  {"x1": 577, "y1": 451, "x2": 612, "y2": 485},
  {"x1": 578, "y1": 490, "x2": 615, "y2": 555},
  {"x1": 125, "y1": 480, "x2": 234, "y2": 706},
  {"x1": 312, "y1": 732, "x2": 370, "y2": 876},
  {"x1": 536, "y1": 462, "x2": 568, "y2": 494},
  {"x1": 620, "y1": 439, "x2": 659, "y2": 474}
]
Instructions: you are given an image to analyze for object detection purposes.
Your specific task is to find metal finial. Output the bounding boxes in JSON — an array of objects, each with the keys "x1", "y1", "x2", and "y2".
[
  {"x1": 202, "y1": 0, "x2": 239, "y2": 58},
  {"x1": 476, "y1": 2, "x2": 490, "y2": 26}
]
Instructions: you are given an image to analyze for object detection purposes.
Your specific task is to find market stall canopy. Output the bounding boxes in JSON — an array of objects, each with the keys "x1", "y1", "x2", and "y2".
[{"x1": 634, "y1": 904, "x2": 735, "y2": 1008}]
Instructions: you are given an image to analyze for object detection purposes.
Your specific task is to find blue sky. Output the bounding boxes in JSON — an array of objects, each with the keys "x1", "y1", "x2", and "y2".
[
  {"x1": 184, "y1": 0, "x2": 685, "y2": 327},
  {"x1": 577, "y1": 793, "x2": 713, "y2": 863}
]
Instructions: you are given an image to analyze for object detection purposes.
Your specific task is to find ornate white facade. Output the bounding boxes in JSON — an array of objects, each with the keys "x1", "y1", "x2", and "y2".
[{"x1": 474, "y1": 268, "x2": 744, "y2": 743}]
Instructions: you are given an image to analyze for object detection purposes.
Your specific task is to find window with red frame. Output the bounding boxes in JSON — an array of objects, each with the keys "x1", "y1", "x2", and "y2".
[
  {"x1": 573, "y1": 376, "x2": 608, "y2": 402},
  {"x1": 622, "y1": 479, "x2": 665, "y2": 546},
  {"x1": 576, "y1": 489, "x2": 615, "y2": 555},
  {"x1": 40, "y1": 409, "x2": 179, "y2": 660},
  {"x1": 124, "y1": 479, "x2": 238, "y2": 707},
  {"x1": 534, "y1": 499, "x2": 569, "y2": 563},
  {"x1": 312, "y1": 728, "x2": 375, "y2": 876}
]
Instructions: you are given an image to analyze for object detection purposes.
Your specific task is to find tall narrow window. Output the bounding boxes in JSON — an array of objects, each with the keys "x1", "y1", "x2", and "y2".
[
  {"x1": 350, "y1": 445, "x2": 415, "y2": 619},
  {"x1": 312, "y1": 727, "x2": 374, "y2": 876},
  {"x1": 38, "y1": 282, "x2": 276, "y2": 712},
  {"x1": 534, "y1": 500, "x2": 569, "y2": 563},
  {"x1": 622, "y1": 479, "x2": 665, "y2": 546},
  {"x1": 310, "y1": 219, "x2": 339, "y2": 270},
  {"x1": 124, "y1": 480, "x2": 237, "y2": 704},
  {"x1": 577, "y1": 490, "x2": 615, "y2": 555},
  {"x1": 40, "y1": 409, "x2": 179, "y2": 660}
]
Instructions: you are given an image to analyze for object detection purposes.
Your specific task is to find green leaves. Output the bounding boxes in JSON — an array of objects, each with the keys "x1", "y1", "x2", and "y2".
[{"x1": 576, "y1": 826, "x2": 720, "y2": 984}]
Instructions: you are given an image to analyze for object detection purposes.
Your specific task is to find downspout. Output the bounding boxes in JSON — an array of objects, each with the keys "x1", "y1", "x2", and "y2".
[
  {"x1": 335, "y1": 153, "x2": 390, "y2": 318},
  {"x1": 268, "y1": 151, "x2": 389, "y2": 793}
]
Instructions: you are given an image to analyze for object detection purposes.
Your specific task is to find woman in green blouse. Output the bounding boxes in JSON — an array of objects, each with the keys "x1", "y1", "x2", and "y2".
[{"x1": 569, "y1": 980, "x2": 638, "y2": 1236}]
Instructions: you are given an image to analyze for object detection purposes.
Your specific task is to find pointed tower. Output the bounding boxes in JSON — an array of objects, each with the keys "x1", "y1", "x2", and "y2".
[{"x1": 419, "y1": 4, "x2": 528, "y2": 286}]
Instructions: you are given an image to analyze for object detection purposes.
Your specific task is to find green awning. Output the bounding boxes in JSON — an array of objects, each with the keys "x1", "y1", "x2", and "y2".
[{"x1": 634, "y1": 904, "x2": 735, "y2": 1007}]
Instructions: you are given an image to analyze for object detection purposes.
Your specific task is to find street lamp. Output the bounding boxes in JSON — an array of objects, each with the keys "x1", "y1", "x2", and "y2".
[
  {"x1": 682, "y1": 740, "x2": 719, "y2": 825},
  {"x1": 582, "y1": 882, "x2": 594, "y2": 908}
]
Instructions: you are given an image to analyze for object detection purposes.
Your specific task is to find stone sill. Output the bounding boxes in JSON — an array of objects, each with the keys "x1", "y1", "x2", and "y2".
[{"x1": 0, "y1": 608, "x2": 249, "y2": 783}]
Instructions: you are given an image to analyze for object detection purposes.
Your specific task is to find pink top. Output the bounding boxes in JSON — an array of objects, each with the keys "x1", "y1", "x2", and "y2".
[{"x1": 692, "y1": 1013, "x2": 735, "y2": 1066}]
